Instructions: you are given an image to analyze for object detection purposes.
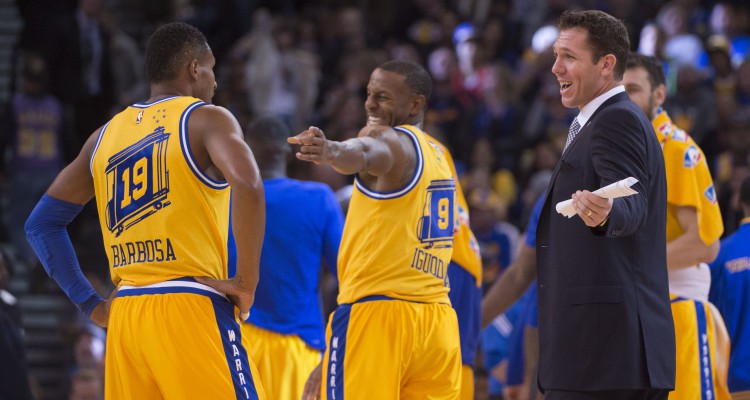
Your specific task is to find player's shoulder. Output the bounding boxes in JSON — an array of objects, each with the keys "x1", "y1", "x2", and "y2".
[{"x1": 665, "y1": 139, "x2": 707, "y2": 169}]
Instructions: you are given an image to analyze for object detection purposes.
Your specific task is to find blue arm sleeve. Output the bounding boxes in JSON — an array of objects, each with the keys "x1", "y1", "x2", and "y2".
[{"x1": 25, "y1": 194, "x2": 104, "y2": 316}]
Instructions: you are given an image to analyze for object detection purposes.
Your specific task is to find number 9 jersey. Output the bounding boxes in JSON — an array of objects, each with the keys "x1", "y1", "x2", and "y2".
[
  {"x1": 90, "y1": 96, "x2": 231, "y2": 287},
  {"x1": 336, "y1": 124, "x2": 457, "y2": 305}
]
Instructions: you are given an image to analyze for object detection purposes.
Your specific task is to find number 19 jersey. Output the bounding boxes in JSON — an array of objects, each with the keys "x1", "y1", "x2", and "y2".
[
  {"x1": 90, "y1": 96, "x2": 231, "y2": 287},
  {"x1": 336, "y1": 125, "x2": 456, "y2": 305}
]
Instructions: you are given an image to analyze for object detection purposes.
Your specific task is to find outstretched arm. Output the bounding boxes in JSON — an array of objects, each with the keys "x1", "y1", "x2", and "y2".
[
  {"x1": 288, "y1": 125, "x2": 416, "y2": 191},
  {"x1": 481, "y1": 243, "x2": 537, "y2": 328}
]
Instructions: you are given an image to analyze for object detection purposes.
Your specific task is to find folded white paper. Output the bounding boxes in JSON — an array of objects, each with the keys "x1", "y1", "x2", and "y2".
[{"x1": 556, "y1": 177, "x2": 639, "y2": 218}]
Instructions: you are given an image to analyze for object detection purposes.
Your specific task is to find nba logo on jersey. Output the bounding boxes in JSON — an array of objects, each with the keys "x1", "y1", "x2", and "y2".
[
  {"x1": 683, "y1": 145, "x2": 701, "y2": 168},
  {"x1": 136, "y1": 110, "x2": 143, "y2": 124},
  {"x1": 704, "y1": 185, "x2": 717, "y2": 204}
]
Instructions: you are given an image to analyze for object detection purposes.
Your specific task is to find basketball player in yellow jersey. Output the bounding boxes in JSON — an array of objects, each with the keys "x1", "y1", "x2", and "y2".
[
  {"x1": 25, "y1": 22, "x2": 266, "y2": 399},
  {"x1": 624, "y1": 52, "x2": 729, "y2": 400},
  {"x1": 291, "y1": 60, "x2": 462, "y2": 399}
]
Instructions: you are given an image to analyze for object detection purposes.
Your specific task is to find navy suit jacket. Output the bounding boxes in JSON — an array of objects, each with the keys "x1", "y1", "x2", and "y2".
[{"x1": 536, "y1": 91, "x2": 675, "y2": 391}]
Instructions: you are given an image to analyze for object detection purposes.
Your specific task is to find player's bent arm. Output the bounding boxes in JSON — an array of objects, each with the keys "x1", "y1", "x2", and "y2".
[
  {"x1": 667, "y1": 205, "x2": 721, "y2": 270},
  {"x1": 194, "y1": 106, "x2": 265, "y2": 303},
  {"x1": 481, "y1": 243, "x2": 537, "y2": 328},
  {"x1": 24, "y1": 131, "x2": 105, "y2": 319}
]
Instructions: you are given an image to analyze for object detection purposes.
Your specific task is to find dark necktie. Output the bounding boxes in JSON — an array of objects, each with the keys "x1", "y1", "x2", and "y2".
[{"x1": 563, "y1": 118, "x2": 581, "y2": 153}]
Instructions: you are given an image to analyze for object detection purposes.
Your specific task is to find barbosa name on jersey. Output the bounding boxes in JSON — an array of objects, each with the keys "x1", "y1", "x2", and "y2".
[{"x1": 110, "y1": 238, "x2": 177, "y2": 267}]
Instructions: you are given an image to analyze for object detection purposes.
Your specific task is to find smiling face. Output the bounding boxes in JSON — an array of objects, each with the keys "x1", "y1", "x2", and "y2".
[
  {"x1": 364, "y1": 68, "x2": 423, "y2": 127},
  {"x1": 551, "y1": 27, "x2": 614, "y2": 109}
]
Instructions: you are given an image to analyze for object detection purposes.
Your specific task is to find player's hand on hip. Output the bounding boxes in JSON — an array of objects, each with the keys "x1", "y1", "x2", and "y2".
[
  {"x1": 302, "y1": 362, "x2": 322, "y2": 400},
  {"x1": 195, "y1": 276, "x2": 254, "y2": 321},
  {"x1": 288, "y1": 126, "x2": 330, "y2": 164},
  {"x1": 90, "y1": 287, "x2": 119, "y2": 328},
  {"x1": 572, "y1": 190, "x2": 612, "y2": 227}
]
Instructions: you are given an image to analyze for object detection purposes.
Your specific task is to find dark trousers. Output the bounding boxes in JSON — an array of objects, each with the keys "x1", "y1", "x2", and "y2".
[{"x1": 544, "y1": 389, "x2": 670, "y2": 400}]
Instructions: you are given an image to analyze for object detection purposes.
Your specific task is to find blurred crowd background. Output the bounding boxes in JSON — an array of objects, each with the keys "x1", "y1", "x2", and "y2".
[{"x1": 0, "y1": 0, "x2": 749, "y2": 399}]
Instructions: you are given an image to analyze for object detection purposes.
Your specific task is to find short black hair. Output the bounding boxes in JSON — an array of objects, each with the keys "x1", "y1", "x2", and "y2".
[
  {"x1": 558, "y1": 10, "x2": 630, "y2": 80},
  {"x1": 146, "y1": 22, "x2": 209, "y2": 83},
  {"x1": 377, "y1": 60, "x2": 433, "y2": 101},
  {"x1": 245, "y1": 115, "x2": 291, "y2": 151},
  {"x1": 741, "y1": 175, "x2": 750, "y2": 207},
  {"x1": 627, "y1": 52, "x2": 666, "y2": 89}
]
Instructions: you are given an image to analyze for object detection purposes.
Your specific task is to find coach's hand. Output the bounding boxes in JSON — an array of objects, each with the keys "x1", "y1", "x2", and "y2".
[
  {"x1": 90, "y1": 287, "x2": 118, "y2": 328},
  {"x1": 195, "y1": 276, "x2": 254, "y2": 321},
  {"x1": 302, "y1": 362, "x2": 322, "y2": 400},
  {"x1": 572, "y1": 190, "x2": 612, "y2": 227}
]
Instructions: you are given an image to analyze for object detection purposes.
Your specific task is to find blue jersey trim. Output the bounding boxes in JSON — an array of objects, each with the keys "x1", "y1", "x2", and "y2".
[
  {"x1": 670, "y1": 296, "x2": 688, "y2": 303},
  {"x1": 696, "y1": 303, "x2": 714, "y2": 400},
  {"x1": 116, "y1": 277, "x2": 229, "y2": 303},
  {"x1": 179, "y1": 102, "x2": 229, "y2": 189},
  {"x1": 327, "y1": 305, "x2": 351, "y2": 400},
  {"x1": 354, "y1": 126, "x2": 423, "y2": 200},
  {"x1": 211, "y1": 298, "x2": 260, "y2": 400},
  {"x1": 131, "y1": 96, "x2": 181, "y2": 108},
  {"x1": 89, "y1": 121, "x2": 111, "y2": 176},
  {"x1": 116, "y1": 286, "x2": 228, "y2": 304}
]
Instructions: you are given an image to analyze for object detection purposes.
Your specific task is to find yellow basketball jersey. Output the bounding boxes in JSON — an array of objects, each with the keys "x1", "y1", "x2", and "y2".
[
  {"x1": 337, "y1": 125, "x2": 456, "y2": 305},
  {"x1": 652, "y1": 110, "x2": 723, "y2": 244},
  {"x1": 424, "y1": 134, "x2": 482, "y2": 288},
  {"x1": 90, "y1": 96, "x2": 231, "y2": 286}
]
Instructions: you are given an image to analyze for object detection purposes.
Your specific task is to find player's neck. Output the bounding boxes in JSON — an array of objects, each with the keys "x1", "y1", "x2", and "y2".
[{"x1": 148, "y1": 82, "x2": 190, "y2": 102}]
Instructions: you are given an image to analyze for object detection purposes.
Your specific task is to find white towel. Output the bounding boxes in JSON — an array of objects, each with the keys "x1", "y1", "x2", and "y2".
[{"x1": 556, "y1": 177, "x2": 639, "y2": 218}]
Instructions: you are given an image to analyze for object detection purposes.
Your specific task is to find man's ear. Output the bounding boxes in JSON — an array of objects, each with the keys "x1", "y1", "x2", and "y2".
[
  {"x1": 188, "y1": 59, "x2": 199, "y2": 81},
  {"x1": 600, "y1": 54, "x2": 617, "y2": 76},
  {"x1": 410, "y1": 94, "x2": 427, "y2": 116},
  {"x1": 653, "y1": 83, "x2": 667, "y2": 108}
]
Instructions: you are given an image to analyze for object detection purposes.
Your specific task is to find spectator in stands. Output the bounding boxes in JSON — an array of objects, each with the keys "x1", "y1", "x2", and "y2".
[
  {"x1": 1, "y1": 52, "x2": 64, "y2": 268},
  {"x1": 0, "y1": 247, "x2": 33, "y2": 400},
  {"x1": 68, "y1": 367, "x2": 103, "y2": 400}
]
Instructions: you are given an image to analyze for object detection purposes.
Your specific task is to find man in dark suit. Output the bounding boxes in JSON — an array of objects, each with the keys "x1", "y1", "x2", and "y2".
[{"x1": 536, "y1": 10, "x2": 675, "y2": 399}]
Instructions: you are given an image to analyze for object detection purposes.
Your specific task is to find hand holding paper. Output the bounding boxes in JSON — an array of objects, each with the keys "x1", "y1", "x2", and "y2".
[{"x1": 556, "y1": 177, "x2": 639, "y2": 218}]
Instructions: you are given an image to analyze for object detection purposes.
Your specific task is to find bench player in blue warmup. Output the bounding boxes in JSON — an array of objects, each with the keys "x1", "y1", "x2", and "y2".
[{"x1": 238, "y1": 115, "x2": 344, "y2": 400}]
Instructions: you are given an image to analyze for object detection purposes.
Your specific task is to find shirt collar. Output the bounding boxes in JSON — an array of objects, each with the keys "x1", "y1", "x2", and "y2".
[{"x1": 575, "y1": 85, "x2": 625, "y2": 128}]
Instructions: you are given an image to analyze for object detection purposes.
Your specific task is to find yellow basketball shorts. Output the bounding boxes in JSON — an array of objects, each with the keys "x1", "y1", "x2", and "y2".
[
  {"x1": 242, "y1": 323, "x2": 322, "y2": 400},
  {"x1": 321, "y1": 296, "x2": 461, "y2": 400},
  {"x1": 670, "y1": 295, "x2": 730, "y2": 400},
  {"x1": 106, "y1": 278, "x2": 265, "y2": 400},
  {"x1": 459, "y1": 364, "x2": 474, "y2": 400}
]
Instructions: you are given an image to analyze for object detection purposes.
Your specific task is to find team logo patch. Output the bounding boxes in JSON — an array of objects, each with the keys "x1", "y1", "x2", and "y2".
[
  {"x1": 671, "y1": 128, "x2": 688, "y2": 142},
  {"x1": 704, "y1": 185, "x2": 717, "y2": 204},
  {"x1": 683, "y1": 145, "x2": 702, "y2": 168},
  {"x1": 657, "y1": 121, "x2": 671, "y2": 136}
]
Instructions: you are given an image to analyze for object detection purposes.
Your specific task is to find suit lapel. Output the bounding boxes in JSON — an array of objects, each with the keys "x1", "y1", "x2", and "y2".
[{"x1": 544, "y1": 92, "x2": 630, "y2": 201}]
